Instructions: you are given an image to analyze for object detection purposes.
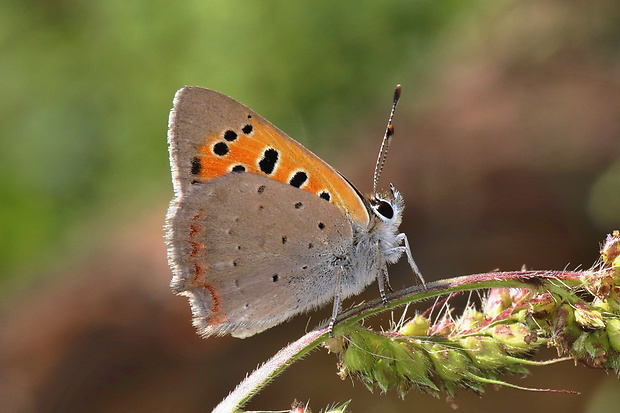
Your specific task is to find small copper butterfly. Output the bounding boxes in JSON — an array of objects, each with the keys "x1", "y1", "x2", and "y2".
[{"x1": 165, "y1": 86, "x2": 423, "y2": 338}]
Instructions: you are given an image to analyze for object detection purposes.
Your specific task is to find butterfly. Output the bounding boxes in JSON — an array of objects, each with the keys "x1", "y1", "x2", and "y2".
[{"x1": 165, "y1": 85, "x2": 423, "y2": 338}]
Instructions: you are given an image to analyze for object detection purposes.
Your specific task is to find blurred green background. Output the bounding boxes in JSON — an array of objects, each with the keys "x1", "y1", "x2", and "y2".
[{"x1": 1, "y1": 0, "x2": 620, "y2": 412}]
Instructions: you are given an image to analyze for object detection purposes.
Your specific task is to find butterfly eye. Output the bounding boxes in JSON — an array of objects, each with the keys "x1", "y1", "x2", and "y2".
[{"x1": 375, "y1": 200, "x2": 394, "y2": 219}]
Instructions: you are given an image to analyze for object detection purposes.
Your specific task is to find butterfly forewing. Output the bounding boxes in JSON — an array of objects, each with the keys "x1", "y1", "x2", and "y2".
[{"x1": 168, "y1": 87, "x2": 369, "y2": 226}]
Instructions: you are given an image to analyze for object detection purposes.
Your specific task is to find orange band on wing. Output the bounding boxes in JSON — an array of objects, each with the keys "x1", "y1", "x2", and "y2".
[{"x1": 192, "y1": 117, "x2": 369, "y2": 225}]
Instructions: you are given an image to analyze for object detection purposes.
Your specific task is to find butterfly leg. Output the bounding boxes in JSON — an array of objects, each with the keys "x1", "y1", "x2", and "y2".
[
  {"x1": 328, "y1": 268, "x2": 344, "y2": 337},
  {"x1": 376, "y1": 246, "x2": 391, "y2": 305},
  {"x1": 384, "y1": 266, "x2": 394, "y2": 293},
  {"x1": 377, "y1": 266, "x2": 390, "y2": 306},
  {"x1": 387, "y1": 233, "x2": 425, "y2": 284}
]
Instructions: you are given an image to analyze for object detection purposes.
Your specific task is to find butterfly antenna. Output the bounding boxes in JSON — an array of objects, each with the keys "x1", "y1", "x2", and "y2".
[{"x1": 372, "y1": 84, "x2": 401, "y2": 195}]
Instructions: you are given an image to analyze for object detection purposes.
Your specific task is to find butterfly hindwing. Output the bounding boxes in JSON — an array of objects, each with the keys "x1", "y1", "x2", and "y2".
[
  {"x1": 168, "y1": 172, "x2": 355, "y2": 338},
  {"x1": 168, "y1": 87, "x2": 370, "y2": 226}
]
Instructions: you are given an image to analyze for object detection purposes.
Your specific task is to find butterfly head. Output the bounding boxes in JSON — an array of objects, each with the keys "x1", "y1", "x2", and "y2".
[
  {"x1": 367, "y1": 184, "x2": 405, "y2": 265},
  {"x1": 369, "y1": 184, "x2": 404, "y2": 229}
]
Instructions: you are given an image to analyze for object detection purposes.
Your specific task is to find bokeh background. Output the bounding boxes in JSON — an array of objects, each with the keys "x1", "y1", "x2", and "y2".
[{"x1": 1, "y1": 0, "x2": 620, "y2": 412}]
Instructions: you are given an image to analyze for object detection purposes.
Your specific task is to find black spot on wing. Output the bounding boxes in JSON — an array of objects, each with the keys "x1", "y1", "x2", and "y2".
[
  {"x1": 289, "y1": 171, "x2": 308, "y2": 188},
  {"x1": 223, "y1": 130, "x2": 238, "y2": 141},
  {"x1": 213, "y1": 142, "x2": 229, "y2": 156},
  {"x1": 191, "y1": 157, "x2": 201, "y2": 175},
  {"x1": 259, "y1": 148, "x2": 278, "y2": 174}
]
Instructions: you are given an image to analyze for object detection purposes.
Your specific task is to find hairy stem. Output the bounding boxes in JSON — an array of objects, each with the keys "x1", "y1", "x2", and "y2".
[
  {"x1": 214, "y1": 269, "x2": 592, "y2": 412},
  {"x1": 213, "y1": 328, "x2": 328, "y2": 413}
]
